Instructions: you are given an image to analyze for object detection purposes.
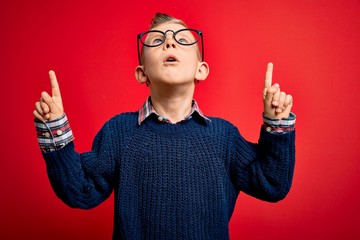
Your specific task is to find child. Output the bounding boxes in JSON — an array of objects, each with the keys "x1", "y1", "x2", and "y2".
[{"x1": 34, "y1": 13, "x2": 296, "y2": 240}]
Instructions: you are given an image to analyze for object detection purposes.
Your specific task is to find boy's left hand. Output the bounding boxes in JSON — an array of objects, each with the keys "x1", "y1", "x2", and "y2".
[{"x1": 262, "y1": 63, "x2": 293, "y2": 119}]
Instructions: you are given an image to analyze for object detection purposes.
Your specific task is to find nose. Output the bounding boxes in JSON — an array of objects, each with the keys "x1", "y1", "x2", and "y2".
[
  {"x1": 163, "y1": 31, "x2": 176, "y2": 49},
  {"x1": 165, "y1": 41, "x2": 176, "y2": 49}
]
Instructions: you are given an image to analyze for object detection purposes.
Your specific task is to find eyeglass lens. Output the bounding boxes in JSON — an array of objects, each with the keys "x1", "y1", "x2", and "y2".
[{"x1": 140, "y1": 29, "x2": 200, "y2": 47}]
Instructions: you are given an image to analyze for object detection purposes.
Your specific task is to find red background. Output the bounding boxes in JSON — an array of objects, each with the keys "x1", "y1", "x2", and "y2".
[{"x1": 1, "y1": 0, "x2": 360, "y2": 239}]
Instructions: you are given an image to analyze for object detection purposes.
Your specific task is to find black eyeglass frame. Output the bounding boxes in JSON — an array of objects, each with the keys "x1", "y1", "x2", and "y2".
[{"x1": 137, "y1": 28, "x2": 204, "y2": 65}]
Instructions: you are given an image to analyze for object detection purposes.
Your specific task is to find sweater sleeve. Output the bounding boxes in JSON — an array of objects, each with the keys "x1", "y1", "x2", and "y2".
[
  {"x1": 229, "y1": 126, "x2": 296, "y2": 202},
  {"x1": 42, "y1": 121, "x2": 116, "y2": 209}
]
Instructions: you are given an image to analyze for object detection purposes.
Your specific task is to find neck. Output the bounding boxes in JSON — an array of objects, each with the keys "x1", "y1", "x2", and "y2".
[{"x1": 150, "y1": 84, "x2": 195, "y2": 123}]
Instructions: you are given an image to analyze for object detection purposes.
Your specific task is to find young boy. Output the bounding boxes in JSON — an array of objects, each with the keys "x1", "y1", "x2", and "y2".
[{"x1": 34, "y1": 13, "x2": 296, "y2": 240}]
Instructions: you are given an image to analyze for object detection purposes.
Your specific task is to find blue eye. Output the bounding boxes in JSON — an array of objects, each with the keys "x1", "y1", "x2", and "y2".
[
  {"x1": 177, "y1": 38, "x2": 189, "y2": 44},
  {"x1": 142, "y1": 32, "x2": 165, "y2": 46},
  {"x1": 152, "y1": 38, "x2": 163, "y2": 45}
]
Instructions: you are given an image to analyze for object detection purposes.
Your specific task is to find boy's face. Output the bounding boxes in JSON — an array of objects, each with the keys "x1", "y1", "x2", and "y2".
[{"x1": 139, "y1": 22, "x2": 203, "y2": 86}]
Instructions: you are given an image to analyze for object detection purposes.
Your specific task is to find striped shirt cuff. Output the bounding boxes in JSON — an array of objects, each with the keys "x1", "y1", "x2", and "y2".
[
  {"x1": 262, "y1": 112, "x2": 296, "y2": 133},
  {"x1": 34, "y1": 114, "x2": 74, "y2": 152}
]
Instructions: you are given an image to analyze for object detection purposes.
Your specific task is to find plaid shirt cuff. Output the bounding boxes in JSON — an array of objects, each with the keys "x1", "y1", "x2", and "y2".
[
  {"x1": 34, "y1": 114, "x2": 74, "y2": 152},
  {"x1": 262, "y1": 112, "x2": 296, "y2": 133}
]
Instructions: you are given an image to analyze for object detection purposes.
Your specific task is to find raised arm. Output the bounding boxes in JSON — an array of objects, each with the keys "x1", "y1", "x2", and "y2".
[
  {"x1": 231, "y1": 63, "x2": 296, "y2": 202},
  {"x1": 33, "y1": 71, "x2": 114, "y2": 209}
]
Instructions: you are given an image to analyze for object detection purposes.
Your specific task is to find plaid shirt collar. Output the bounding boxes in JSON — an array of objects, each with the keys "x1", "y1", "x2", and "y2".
[{"x1": 138, "y1": 97, "x2": 211, "y2": 125}]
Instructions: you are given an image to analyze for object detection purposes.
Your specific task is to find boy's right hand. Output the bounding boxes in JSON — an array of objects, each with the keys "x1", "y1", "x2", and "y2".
[{"x1": 33, "y1": 70, "x2": 64, "y2": 121}]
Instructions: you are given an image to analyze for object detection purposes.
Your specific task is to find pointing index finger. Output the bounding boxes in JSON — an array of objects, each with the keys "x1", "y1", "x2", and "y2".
[
  {"x1": 49, "y1": 70, "x2": 61, "y2": 97},
  {"x1": 264, "y1": 62, "x2": 273, "y2": 89}
]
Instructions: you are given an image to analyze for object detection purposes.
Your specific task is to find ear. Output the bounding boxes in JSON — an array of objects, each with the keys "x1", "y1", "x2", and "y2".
[
  {"x1": 195, "y1": 61, "x2": 210, "y2": 82},
  {"x1": 135, "y1": 65, "x2": 148, "y2": 84}
]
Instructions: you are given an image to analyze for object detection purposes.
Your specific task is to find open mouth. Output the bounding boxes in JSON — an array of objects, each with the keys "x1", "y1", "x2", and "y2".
[
  {"x1": 164, "y1": 55, "x2": 178, "y2": 63},
  {"x1": 166, "y1": 57, "x2": 177, "y2": 62}
]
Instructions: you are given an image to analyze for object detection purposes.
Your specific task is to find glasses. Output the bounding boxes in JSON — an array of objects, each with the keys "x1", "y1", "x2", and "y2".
[{"x1": 137, "y1": 28, "x2": 204, "y2": 65}]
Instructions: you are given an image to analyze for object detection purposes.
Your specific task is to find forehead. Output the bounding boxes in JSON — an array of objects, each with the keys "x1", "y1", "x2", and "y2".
[{"x1": 151, "y1": 22, "x2": 187, "y2": 32}]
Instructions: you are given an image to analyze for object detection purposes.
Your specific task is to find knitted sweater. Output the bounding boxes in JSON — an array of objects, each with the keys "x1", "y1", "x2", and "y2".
[{"x1": 43, "y1": 112, "x2": 295, "y2": 240}]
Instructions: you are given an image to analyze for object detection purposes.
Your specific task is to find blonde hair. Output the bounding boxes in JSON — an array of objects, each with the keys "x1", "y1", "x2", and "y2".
[{"x1": 149, "y1": 13, "x2": 187, "y2": 29}]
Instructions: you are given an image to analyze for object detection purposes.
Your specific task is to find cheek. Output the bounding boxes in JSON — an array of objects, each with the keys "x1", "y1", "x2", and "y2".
[
  {"x1": 182, "y1": 63, "x2": 199, "y2": 79},
  {"x1": 188, "y1": 50, "x2": 201, "y2": 67},
  {"x1": 142, "y1": 48, "x2": 157, "y2": 65},
  {"x1": 142, "y1": 60, "x2": 157, "y2": 76},
  {"x1": 184, "y1": 54, "x2": 200, "y2": 72}
]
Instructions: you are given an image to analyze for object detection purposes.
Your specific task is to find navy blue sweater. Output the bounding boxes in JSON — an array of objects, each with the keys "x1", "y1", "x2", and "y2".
[{"x1": 43, "y1": 112, "x2": 295, "y2": 239}]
